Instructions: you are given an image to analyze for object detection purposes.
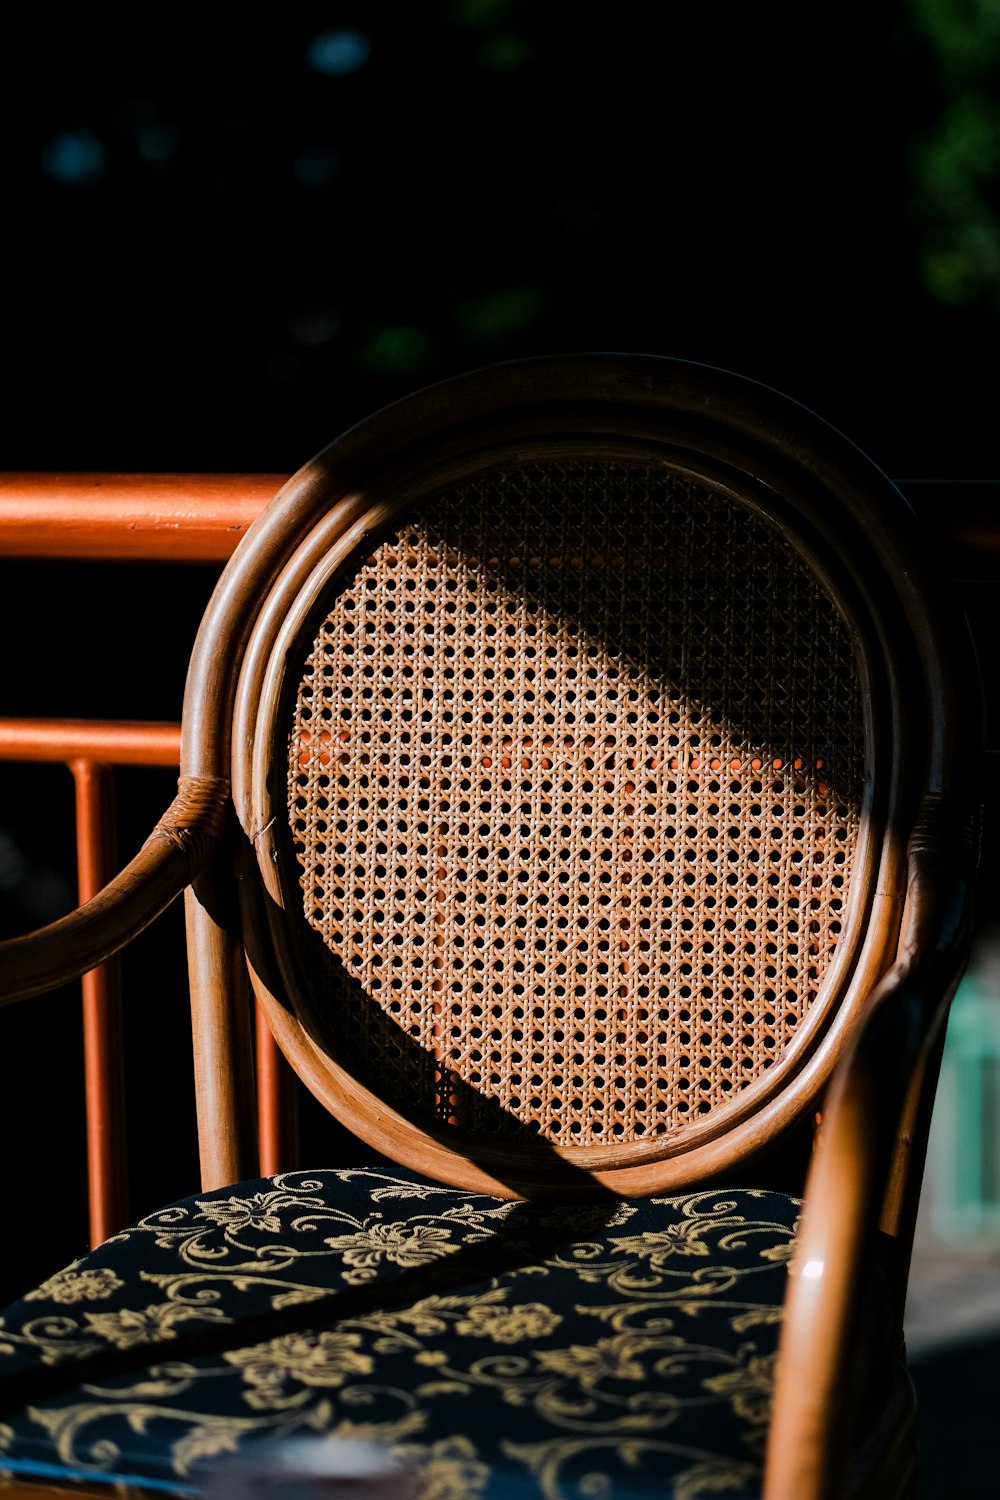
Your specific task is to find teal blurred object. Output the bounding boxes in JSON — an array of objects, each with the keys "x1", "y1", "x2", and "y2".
[{"x1": 929, "y1": 966, "x2": 1000, "y2": 1240}]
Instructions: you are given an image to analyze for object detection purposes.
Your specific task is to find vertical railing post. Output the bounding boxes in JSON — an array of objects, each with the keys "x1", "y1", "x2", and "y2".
[
  {"x1": 72, "y1": 759, "x2": 127, "y2": 1244},
  {"x1": 255, "y1": 1004, "x2": 298, "y2": 1177}
]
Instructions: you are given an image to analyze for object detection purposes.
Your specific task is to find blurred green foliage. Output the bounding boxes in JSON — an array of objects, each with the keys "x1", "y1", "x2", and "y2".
[
  {"x1": 359, "y1": 325, "x2": 436, "y2": 376},
  {"x1": 456, "y1": 285, "x2": 544, "y2": 347},
  {"x1": 910, "y1": 0, "x2": 1000, "y2": 308}
]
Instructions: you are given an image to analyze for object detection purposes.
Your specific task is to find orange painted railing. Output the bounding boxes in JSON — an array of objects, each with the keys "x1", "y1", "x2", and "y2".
[
  {"x1": 0, "y1": 473, "x2": 997, "y2": 560},
  {"x1": 0, "y1": 722, "x2": 181, "y2": 1244},
  {"x1": 0, "y1": 475, "x2": 285, "y2": 1247},
  {"x1": 0, "y1": 474, "x2": 280, "y2": 561},
  {"x1": 1, "y1": 471, "x2": 995, "y2": 1247}
]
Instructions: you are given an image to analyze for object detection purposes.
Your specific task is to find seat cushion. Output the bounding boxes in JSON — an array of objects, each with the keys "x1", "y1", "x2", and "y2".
[{"x1": 0, "y1": 1169, "x2": 799, "y2": 1498}]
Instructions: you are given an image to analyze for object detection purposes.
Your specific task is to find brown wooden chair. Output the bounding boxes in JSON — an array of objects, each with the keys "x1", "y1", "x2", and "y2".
[{"x1": 0, "y1": 356, "x2": 980, "y2": 1499}]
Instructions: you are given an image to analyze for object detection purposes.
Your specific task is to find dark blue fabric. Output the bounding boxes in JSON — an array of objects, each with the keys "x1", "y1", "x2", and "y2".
[{"x1": 0, "y1": 1169, "x2": 801, "y2": 1497}]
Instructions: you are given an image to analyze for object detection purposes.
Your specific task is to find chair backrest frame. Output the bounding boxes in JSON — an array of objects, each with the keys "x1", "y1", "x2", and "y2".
[{"x1": 180, "y1": 356, "x2": 965, "y2": 1197}]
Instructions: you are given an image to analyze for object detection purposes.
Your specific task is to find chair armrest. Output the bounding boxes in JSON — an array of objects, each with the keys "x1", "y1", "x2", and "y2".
[
  {"x1": 763, "y1": 793, "x2": 979, "y2": 1500},
  {"x1": 0, "y1": 774, "x2": 229, "y2": 1005}
]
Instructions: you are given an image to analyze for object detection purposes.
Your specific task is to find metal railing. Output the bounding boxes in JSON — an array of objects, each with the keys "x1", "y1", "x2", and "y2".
[
  {"x1": 0, "y1": 475, "x2": 280, "y2": 1246},
  {"x1": 0, "y1": 721, "x2": 180, "y2": 1243},
  {"x1": 2, "y1": 471, "x2": 995, "y2": 1247}
]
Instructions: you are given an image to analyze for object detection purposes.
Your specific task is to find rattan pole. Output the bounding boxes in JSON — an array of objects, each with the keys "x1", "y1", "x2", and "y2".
[{"x1": 72, "y1": 760, "x2": 127, "y2": 1246}]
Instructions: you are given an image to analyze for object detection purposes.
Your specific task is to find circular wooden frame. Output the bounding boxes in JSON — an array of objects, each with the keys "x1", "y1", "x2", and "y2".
[{"x1": 184, "y1": 356, "x2": 949, "y2": 1196}]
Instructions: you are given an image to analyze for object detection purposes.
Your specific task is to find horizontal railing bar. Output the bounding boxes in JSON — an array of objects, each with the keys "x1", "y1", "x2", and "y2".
[
  {"x1": 0, "y1": 719, "x2": 181, "y2": 765},
  {"x1": 0, "y1": 475, "x2": 998, "y2": 560},
  {"x1": 0, "y1": 474, "x2": 281, "y2": 561}
]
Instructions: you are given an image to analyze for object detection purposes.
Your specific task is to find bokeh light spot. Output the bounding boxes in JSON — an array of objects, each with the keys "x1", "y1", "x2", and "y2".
[
  {"x1": 359, "y1": 326, "x2": 434, "y2": 375},
  {"x1": 478, "y1": 32, "x2": 534, "y2": 72},
  {"x1": 452, "y1": 0, "x2": 513, "y2": 26},
  {"x1": 289, "y1": 307, "x2": 342, "y2": 346},
  {"x1": 40, "y1": 130, "x2": 106, "y2": 185},
  {"x1": 294, "y1": 145, "x2": 341, "y2": 188},
  {"x1": 137, "y1": 123, "x2": 180, "y2": 163},
  {"x1": 457, "y1": 285, "x2": 544, "y2": 345},
  {"x1": 306, "y1": 29, "x2": 371, "y2": 76}
]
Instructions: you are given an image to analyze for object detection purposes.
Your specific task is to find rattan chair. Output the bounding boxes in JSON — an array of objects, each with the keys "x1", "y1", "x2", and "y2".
[{"x1": 0, "y1": 357, "x2": 980, "y2": 1500}]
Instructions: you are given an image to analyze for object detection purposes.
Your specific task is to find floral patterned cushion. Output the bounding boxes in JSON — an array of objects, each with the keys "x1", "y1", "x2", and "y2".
[{"x1": 0, "y1": 1169, "x2": 800, "y2": 1498}]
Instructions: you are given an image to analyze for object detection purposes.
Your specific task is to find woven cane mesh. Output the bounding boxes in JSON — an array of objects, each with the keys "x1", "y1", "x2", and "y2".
[{"x1": 286, "y1": 463, "x2": 864, "y2": 1145}]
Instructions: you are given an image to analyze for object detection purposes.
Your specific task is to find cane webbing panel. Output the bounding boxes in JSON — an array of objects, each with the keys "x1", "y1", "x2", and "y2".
[{"x1": 286, "y1": 463, "x2": 864, "y2": 1146}]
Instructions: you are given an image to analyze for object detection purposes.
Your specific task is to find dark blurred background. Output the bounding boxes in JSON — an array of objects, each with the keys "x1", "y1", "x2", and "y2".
[
  {"x1": 1, "y1": 0, "x2": 998, "y2": 1350},
  {"x1": 2, "y1": 2, "x2": 998, "y2": 477}
]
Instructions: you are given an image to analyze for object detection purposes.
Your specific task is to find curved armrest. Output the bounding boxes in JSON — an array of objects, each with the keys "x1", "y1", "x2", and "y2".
[
  {"x1": 0, "y1": 774, "x2": 230, "y2": 1005},
  {"x1": 763, "y1": 794, "x2": 979, "y2": 1500}
]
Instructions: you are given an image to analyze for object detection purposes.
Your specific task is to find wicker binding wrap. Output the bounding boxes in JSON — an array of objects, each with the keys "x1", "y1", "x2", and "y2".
[{"x1": 285, "y1": 461, "x2": 864, "y2": 1147}]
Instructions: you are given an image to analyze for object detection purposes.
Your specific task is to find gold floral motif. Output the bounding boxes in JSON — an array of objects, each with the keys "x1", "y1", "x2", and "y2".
[
  {"x1": 360, "y1": 1176, "x2": 467, "y2": 1202},
  {"x1": 362, "y1": 1293, "x2": 459, "y2": 1339},
  {"x1": 758, "y1": 1241, "x2": 795, "y2": 1264},
  {"x1": 674, "y1": 1457, "x2": 762, "y2": 1499},
  {"x1": 537, "y1": 1332, "x2": 650, "y2": 1388},
  {"x1": 322, "y1": 1221, "x2": 458, "y2": 1282},
  {"x1": 703, "y1": 1353, "x2": 777, "y2": 1426},
  {"x1": 454, "y1": 1301, "x2": 562, "y2": 1344},
  {"x1": 26, "y1": 1398, "x2": 269, "y2": 1479},
  {"x1": 84, "y1": 1365, "x2": 200, "y2": 1401},
  {"x1": 171, "y1": 1416, "x2": 253, "y2": 1474},
  {"x1": 396, "y1": 1435, "x2": 490, "y2": 1500},
  {"x1": 0, "y1": 1171, "x2": 797, "y2": 1497},
  {"x1": 505, "y1": 1434, "x2": 760, "y2": 1500},
  {"x1": 0, "y1": 1314, "x2": 111, "y2": 1368},
  {"x1": 537, "y1": 1203, "x2": 638, "y2": 1232},
  {"x1": 117, "y1": 1181, "x2": 373, "y2": 1275},
  {"x1": 730, "y1": 1307, "x2": 783, "y2": 1334},
  {"x1": 225, "y1": 1331, "x2": 373, "y2": 1409},
  {"x1": 24, "y1": 1267, "x2": 124, "y2": 1305},
  {"x1": 610, "y1": 1214, "x2": 741, "y2": 1266},
  {"x1": 196, "y1": 1192, "x2": 292, "y2": 1235},
  {"x1": 83, "y1": 1301, "x2": 228, "y2": 1351}
]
